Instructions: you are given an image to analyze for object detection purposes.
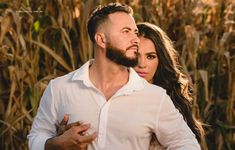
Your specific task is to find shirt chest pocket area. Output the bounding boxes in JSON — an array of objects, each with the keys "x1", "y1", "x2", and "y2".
[
  {"x1": 57, "y1": 102, "x2": 99, "y2": 127},
  {"x1": 108, "y1": 105, "x2": 154, "y2": 139}
]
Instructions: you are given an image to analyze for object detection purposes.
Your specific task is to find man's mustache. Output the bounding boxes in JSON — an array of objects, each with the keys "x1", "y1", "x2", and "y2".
[{"x1": 126, "y1": 45, "x2": 139, "y2": 51}]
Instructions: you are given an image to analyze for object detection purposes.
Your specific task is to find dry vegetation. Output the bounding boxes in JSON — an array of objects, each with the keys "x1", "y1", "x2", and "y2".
[{"x1": 0, "y1": 0, "x2": 234, "y2": 149}]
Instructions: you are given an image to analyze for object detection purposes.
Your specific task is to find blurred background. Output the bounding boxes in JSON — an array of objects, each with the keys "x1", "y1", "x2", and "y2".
[{"x1": 0, "y1": 0, "x2": 234, "y2": 149}]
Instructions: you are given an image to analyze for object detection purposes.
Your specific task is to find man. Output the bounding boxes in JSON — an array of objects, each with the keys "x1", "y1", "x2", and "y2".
[{"x1": 28, "y1": 2, "x2": 200, "y2": 150}]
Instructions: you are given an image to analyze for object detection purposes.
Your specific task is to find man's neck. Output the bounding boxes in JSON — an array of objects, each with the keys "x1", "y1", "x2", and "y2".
[{"x1": 89, "y1": 58, "x2": 129, "y2": 100}]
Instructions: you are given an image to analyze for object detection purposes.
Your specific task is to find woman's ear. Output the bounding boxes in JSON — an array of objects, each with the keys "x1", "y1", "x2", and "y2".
[{"x1": 95, "y1": 32, "x2": 106, "y2": 48}]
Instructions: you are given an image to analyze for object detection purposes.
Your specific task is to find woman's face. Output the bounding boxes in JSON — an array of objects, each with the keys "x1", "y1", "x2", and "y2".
[{"x1": 134, "y1": 36, "x2": 159, "y2": 83}]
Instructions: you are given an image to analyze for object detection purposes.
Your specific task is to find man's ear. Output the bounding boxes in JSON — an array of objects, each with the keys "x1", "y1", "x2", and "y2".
[{"x1": 95, "y1": 33, "x2": 106, "y2": 48}]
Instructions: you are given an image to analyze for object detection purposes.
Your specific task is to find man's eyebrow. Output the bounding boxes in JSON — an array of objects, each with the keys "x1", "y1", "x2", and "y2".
[
  {"x1": 122, "y1": 27, "x2": 138, "y2": 32},
  {"x1": 122, "y1": 27, "x2": 131, "y2": 30}
]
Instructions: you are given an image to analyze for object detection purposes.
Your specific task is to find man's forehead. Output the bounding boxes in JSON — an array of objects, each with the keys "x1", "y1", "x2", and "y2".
[
  {"x1": 107, "y1": 12, "x2": 137, "y2": 29},
  {"x1": 108, "y1": 12, "x2": 133, "y2": 20}
]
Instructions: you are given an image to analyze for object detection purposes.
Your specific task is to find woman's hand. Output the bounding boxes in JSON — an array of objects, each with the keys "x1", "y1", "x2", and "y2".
[{"x1": 45, "y1": 115, "x2": 97, "y2": 150}]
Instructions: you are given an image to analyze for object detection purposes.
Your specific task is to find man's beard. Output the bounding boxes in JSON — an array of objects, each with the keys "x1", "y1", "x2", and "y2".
[{"x1": 106, "y1": 43, "x2": 138, "y2": 67}]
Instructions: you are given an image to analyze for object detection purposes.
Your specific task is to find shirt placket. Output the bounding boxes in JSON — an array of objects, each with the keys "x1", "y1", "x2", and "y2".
[{"x1": 97, "y1": 99, "x2": 111, "y2": 149}]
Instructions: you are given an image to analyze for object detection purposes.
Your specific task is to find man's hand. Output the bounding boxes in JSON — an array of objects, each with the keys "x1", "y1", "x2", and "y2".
[{"x1": 45, "y1": 115, "x2": 97, "y2": 150}]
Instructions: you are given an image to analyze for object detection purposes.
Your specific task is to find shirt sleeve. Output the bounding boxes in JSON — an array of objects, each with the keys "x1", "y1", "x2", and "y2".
[
  {"x1": 27, "y1": 81, "x2": 57, "y2": 150},
  {"x1": 155, "y1": 93, "x2": 201, "y2": 150}
]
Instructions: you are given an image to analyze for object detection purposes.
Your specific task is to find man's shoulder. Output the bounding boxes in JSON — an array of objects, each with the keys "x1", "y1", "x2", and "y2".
[
  {"x1": 52, "y1": 70, "x2": 78, "y2": 84},
  {"x1": 46, "y1": 68, "x2": 85, "y2": 94},
  {"x1": 51, "y1": 60, "x2": 91, "y2": 85},
  {"x1": 143, "y1": 82, "x2": 166, "y2": 94},
  {"x1": 133, "y1": 82, "x2": 168, "y2": 104},
  {"x1": 138, "y1": 82, "x2": 168, "y2": 100}
]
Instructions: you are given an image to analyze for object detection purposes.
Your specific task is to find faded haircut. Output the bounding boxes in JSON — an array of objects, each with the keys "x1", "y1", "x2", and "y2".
[{"x1": 87, "y1": 2, "x2": 133, "y2": 43}]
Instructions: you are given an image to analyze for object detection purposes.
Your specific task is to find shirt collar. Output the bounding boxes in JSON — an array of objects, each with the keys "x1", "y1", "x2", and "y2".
[
  {"x1": 119, "y1": 67, "x2": 146, "y2": 95},
  {"x1": 72, "y1": 59, "x2": 94, "y2": 87},
  {"x1": 72, "y1": 59, "x2": 146, "y2": 94}
]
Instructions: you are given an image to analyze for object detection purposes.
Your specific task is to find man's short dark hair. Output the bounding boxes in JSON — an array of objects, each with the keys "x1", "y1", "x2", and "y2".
[{"x1": 87, "y1": 2, "x2": 133, "y2": 43}]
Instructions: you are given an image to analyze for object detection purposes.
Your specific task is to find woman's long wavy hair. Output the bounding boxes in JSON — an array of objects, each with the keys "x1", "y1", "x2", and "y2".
[{"x1": 137, "y1": 22, "x2": 205, "y2": 143}]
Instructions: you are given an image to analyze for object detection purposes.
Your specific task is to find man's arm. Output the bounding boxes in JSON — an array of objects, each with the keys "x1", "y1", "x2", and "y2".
[
  {"x1": 28, "y1": 81, "x2": 58, "y2": 150},
  {"x1": 156, "y1": 93, "x2": 201, "y2": 149},
  {"x1": 27, "y1": 82, "x2": 97, "y2": 150}
]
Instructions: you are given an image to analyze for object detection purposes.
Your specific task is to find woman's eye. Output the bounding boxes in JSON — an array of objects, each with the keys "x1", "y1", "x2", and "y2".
[{"x1": 147, "y1": 55, "x2": 157, "y2": 60}]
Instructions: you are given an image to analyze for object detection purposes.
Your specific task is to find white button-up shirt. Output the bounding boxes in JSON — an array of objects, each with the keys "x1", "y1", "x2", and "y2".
[{"x1": 28, "y1": 60, "x2": 200, "y2": 150}]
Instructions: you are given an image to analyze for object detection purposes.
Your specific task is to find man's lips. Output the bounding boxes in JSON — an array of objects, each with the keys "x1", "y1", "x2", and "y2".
[{"x1": 127, "y1": 45, "x2": 138, "y2": 51}]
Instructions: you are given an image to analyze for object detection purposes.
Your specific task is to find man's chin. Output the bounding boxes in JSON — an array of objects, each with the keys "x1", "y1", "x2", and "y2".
[
  {"x1": 125, "y1": 53, "x2": 138, "y2": 60},
  {"x1": 120, "y1": 58, "x2": 138, "y2": 67},
  {"x1": 125, "y1": 51, "x2": 137, "y2": 58},
  {"x1": 127, "y1": 56, "x2": 137, "y2": 60}
]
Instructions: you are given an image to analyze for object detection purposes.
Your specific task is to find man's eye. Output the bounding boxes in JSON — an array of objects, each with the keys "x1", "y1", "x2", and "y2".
[{"x1": 123, "y1": 30, "x2": 129, "y2": 33}]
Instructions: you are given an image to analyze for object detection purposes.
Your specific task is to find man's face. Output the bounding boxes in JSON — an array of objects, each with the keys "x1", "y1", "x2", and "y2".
[{"x1": 104, "y1": 12, "x2": 140, "y2": 67}]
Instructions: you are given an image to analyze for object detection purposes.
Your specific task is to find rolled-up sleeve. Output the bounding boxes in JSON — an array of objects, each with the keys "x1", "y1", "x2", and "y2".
[
  {"x1": 27, "y1": 81, "x2": 57, "y2": 150},
  {"x1": 155, "y1": 94, "x2": 201, "y2": 149}
]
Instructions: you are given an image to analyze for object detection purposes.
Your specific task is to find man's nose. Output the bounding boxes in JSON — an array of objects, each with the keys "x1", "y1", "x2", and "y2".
[{"x1": 131, "y1": 34, "x2": 140, "y2": 46}]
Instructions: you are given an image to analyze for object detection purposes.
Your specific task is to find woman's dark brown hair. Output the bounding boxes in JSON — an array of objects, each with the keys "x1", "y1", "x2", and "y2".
[{"x1": 137, "y1": 22, "x2": 205, "y2": 144}]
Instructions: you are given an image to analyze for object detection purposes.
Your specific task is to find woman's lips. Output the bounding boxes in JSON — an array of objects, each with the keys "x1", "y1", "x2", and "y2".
[{"x1": 136, "y1": 71, "x2": 148, "y2": 77}]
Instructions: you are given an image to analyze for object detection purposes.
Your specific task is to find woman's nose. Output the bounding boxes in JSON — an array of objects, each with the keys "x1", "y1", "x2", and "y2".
[{"x1": 138, "y1": 56, "x2": 146, "y2": 68}]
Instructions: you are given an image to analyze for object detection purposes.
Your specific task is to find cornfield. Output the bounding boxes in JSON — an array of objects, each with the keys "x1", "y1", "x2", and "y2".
[{"x1": 0, "y1": 0, "x2": 234, "y2": 149}]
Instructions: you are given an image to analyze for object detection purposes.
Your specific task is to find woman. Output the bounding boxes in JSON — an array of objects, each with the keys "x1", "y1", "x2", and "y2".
[{"x1": 135, "y1": 22, "x2": 205, "y2": 149}]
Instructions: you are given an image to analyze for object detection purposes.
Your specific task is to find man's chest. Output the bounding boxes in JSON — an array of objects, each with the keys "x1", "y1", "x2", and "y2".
[{"x1": 56, "y1": 93, "x2": 158, "y2": 138}]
